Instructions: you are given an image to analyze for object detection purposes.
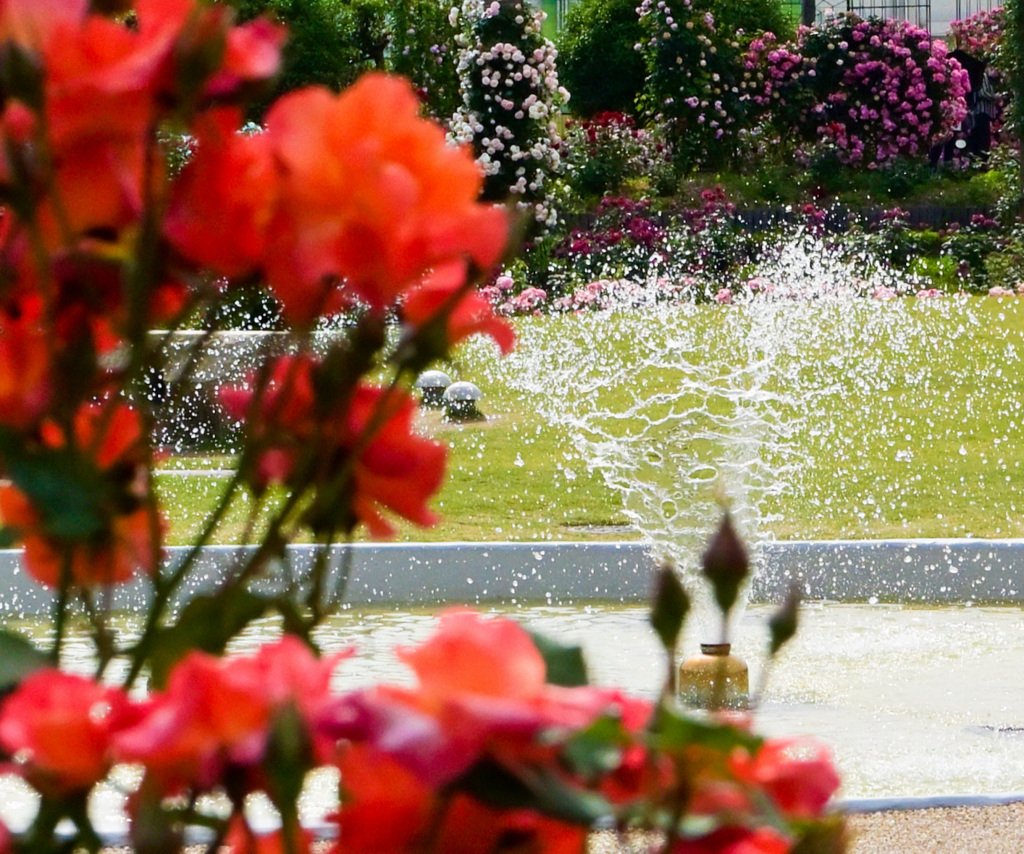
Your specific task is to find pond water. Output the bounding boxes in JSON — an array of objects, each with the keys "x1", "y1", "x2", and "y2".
[
  {"x1": 298, "y1": 601, "x2": 1024, "y2": 802},
  {"x1": 168, "y1": 602, "x2": 1024, "y2": 799}
]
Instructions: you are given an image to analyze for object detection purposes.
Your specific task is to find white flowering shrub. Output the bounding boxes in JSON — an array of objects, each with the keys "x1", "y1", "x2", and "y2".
[{"x1": 450, "y1": 0, "x2": 569, "y2": 228}]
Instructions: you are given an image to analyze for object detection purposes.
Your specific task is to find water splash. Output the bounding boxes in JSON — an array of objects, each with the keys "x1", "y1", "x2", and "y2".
[
  {"x1": 480, "y1": 225, "x2": 1019, "y2": 635},
  {"x1": 489, "y1": 301, "x2": 816, "y2": 639}
]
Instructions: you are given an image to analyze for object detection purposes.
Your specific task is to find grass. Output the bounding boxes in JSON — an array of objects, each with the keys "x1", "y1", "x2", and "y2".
[{"x1": 155, "y1": 296, "x2": 1024, "y2": 545}]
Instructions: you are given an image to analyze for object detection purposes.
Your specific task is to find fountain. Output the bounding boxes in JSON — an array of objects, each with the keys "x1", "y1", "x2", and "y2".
[{"x1": 436, "y1": 230, "x2": 1024, "y2": 803}]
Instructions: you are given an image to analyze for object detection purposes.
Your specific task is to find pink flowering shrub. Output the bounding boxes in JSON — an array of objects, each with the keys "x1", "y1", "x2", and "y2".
[
  {"x1": 743, "y1": 15, "x2": 969, "y2": 167},
  {"x1": 548, "y1": 196, "x2": 667, "y2": 286},
  {"x1": 948, "y1": 7, "x2": 1008, "y2": 144},
  {"x1": 949, "y1": 7, "x2": 1005, "y2": 62},
  {"x1": 552, "y1": 277, "x2": 650, "y2": 311},
  {"x1": 491, "y1": 189, "x2": 770, "y2": 312},
  {"x1": 637, "y1": 0, "x2": 751, "y2": 172}
]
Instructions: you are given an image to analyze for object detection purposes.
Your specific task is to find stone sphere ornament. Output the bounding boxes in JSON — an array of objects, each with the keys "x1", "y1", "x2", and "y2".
[
  {"x1": 414, "y1": 370, "x2": 452, "y2": 408},
  {"x1": 442, "y1": 381, "x2": 485, "y2": 422}
]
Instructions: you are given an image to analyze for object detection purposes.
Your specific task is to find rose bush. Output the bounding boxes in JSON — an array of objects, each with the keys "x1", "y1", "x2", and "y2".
[
  {"x1": 742, "y1": 15, "x2": 969, "y2": 168},
  {"x1": 637, "y1": 0, "x2": 751, "y2": 173},
  {"x1": 949, "y1": 7, "x2": 1005, "y2": 64},
  {"x1": 559, "y1": 111, "x2": 674, "y2": 200},
  {"x1": 492, "y1": 189, "x2": 766, "y2": 312},
  {"x1": 449, "y1": 0, "x2": 568, "y2": 229},
  {"x1": 0, "y1": 2, "x2": 845, "y2": 853}
]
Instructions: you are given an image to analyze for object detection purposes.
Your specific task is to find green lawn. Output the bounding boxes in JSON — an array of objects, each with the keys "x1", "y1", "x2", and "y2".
[{"x1": 156, "y1": 296, "x2": 1024, "y2": 544}]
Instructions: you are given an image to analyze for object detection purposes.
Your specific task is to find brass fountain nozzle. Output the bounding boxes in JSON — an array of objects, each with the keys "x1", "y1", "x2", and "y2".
[{"x1": 678, "y1": 642, "x2": 749, "y2": 710}]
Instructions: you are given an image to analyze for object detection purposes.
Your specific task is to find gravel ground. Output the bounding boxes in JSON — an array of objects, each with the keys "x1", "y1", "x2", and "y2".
[
  {"x1": 588, "y1": 804, "x2": 1024, "y2": 853},
  {"x1": 847, "y1": 804, "x2": 1024, "y2": 853}
]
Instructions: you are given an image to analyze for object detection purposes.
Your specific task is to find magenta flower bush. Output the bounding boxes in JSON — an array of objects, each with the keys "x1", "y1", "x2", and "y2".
[
  {"x1": 949, "y1": 6, "x2": 1005, "y2": 61},
  {"x1": 948, "y1": 6, "x2": 1009, "y2": 144},
  {"x1": 743, "y1": 15, "x2": 969, "y2": 167},
  {"x1": 491, "y1": 190, "x2": 766, "y2": 313}
]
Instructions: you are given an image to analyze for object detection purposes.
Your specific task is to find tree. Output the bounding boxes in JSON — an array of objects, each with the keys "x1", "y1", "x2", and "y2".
[
  {"x1": 221, "y1": 0, "x2": 388, "y2": 114},
  {"x1": 557, "y1": 0, "x2": 646, "y2": 117}
]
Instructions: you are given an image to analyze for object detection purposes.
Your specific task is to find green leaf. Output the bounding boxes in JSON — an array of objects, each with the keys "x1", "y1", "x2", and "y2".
[
  {"x1": 528, "y1": 630, "x2": 589, "y2": 687},
  {"x1": 789, "y1": 815, "x2": 849, "y2": 854},
  {"x1": 4, "y1": 448, "x2": 108, "y2": 540},
  {"x1": 649, "y1": 703, "x2": 762, "y2": 755},
  {"x1": 0, "y1": 630, "x2": 48, "y2": 691},
  {"x1": 451, "y1": 759, "x2": 541, "y2": 810},
  {"x1": 650, "y1": 560, "x2": 690, "y2": 652},
  {"x1": 275, "y1": 597, "x2": 313, "y2": 643},
  {"x1": 700, "y1": 513, "x2": 750, "y2": 618},
  {"x1": 146, "y1": 590, "x2": 269, "y2": 689},
  {"x1": 453, "y1": 759, "x2": 610, "y2": 826},
  {"x1": 0, "y1": 526, "x2": 21, "y2": 549},
  {"x1": 520, "y1": 766, "x2": 612, "y2": 826},
  {"x1": 563, "y1": 715, "x2": 630, "y2": 780},
  {"x1": 768, "y1": 585, "x2": 801, "y2": 658}
]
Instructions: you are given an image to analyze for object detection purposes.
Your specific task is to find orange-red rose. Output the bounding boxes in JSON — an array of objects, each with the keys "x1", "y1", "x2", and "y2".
[
  {"x1": 262, "y1": 75, "x2": 508, "y2": 323},
  {"x1": 115, "y1": 637, "x2": 351, "y2": 792},
  {"x1": 0, "y1": 669, "x2": 136, "y2": 795},
  {"x1": 220, "y1": 357, "x2": 448, "y2": 537},
  {"x1": 0, "y1": 401, "x2": 163, "y2": 588}
]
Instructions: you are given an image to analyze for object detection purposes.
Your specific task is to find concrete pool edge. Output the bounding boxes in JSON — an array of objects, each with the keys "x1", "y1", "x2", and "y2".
[
  {"x1": 837, "y1": 791, "x2": 1024, "y2": 814},
  {"x1": 2, "y1": 538, "x2": 1024, "y2": 614}
]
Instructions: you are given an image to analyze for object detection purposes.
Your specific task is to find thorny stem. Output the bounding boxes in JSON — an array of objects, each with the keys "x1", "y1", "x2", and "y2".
[
  {"x1": 320, "y1": 538, "x2": 355, "y2": 616},
  {"x1": 122, "y1": 327, "x2": 298, "y2": 687},
  {"x1": 122, "y1": 257, "x2": 488, "y2": 682},
  {"x1": 206, "y1": 468, "x2": 312, "y2": 604},
  {"x1": 122, "y1": 462, "x2": 250, "y2": 688},
  {"x1": 417, "y1": 789, "x2": 455, "y2": 854},
  {"x1": 51, "y1": 554, "x2": 73, "y2": 666},
  {"x1": 237, "y1": 488, "x2": 267, "y2": 547},
  {"x1": 248, "y1": 278, "x2": 486, "y2": 622},
  {"x1": 32, "y1": 110, "x2": 76, "y2": 254},
  {"x1": 658, "y1": 755, "x2": 693, "y2": 854},
  {"x1": 306, "y1": 534, "x2": 334, "y2": 623},
  {"x1": 82, "y1": 588, "x2": 118, "y2": 678}
]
